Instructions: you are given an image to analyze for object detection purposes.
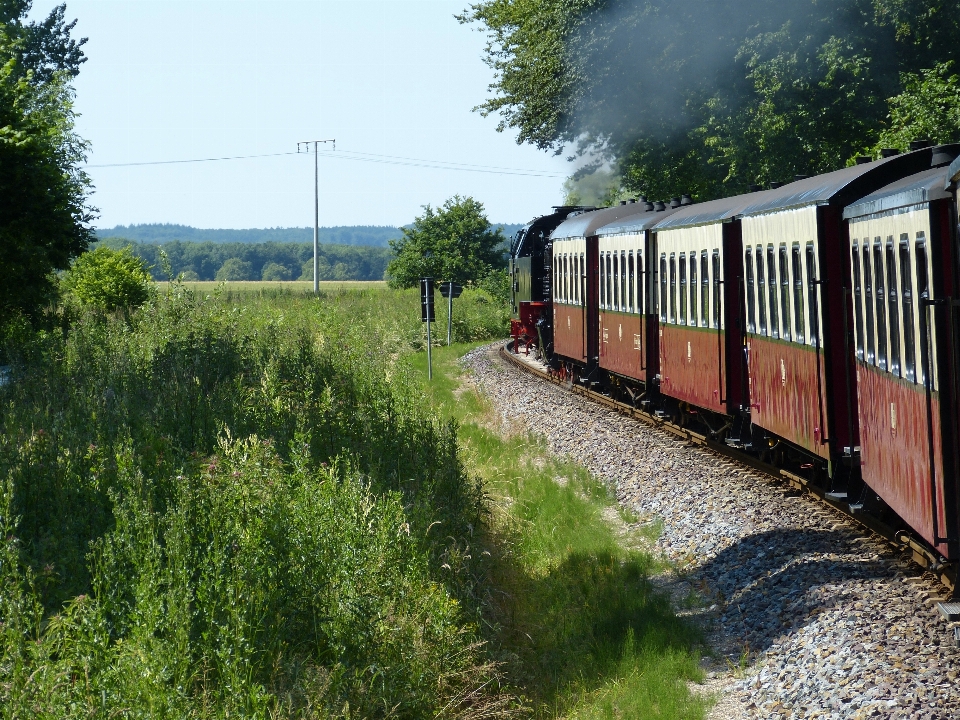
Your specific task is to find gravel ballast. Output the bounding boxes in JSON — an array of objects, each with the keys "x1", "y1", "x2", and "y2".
[{"x1": 462, "y1": 344, "x2": 960, "y2": 720}]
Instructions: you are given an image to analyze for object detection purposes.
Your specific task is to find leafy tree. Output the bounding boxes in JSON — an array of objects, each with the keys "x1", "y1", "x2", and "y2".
[
  {"x1": 0, "y1": 1, "x2": 92, "y2": 320},
  {"x1": 216, "y1": 257, "x2": 254, "y2": 281},
  {"x1": 386, "y1": 196, "x2": 507, "y2": 289},
  {"x1": 62, "y1": 246, "x2": 151, "y2": 312},
  {"x1": 874, "y1": 62, "x2": 960, "y2": 150},
  {"x1": 462, "y1": 0, "x2": 960, "y2": 199},
  {"x1": 260, "y1": 261, "x2": 291, "y2": 281}
]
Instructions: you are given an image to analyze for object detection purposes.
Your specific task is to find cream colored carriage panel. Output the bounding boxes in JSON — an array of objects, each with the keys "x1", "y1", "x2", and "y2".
[
  {"x1": 657, "y1": 224, "x2": 724, "y2": 328},
  {"x1": 848, "y1": 207, "x2": 934, "y2": 389},
  {"x1": 553, "y1": 238, "x2": 586, "y2": 306},
  {"x1": 599, "y1": 233, "x2": 645, "y2": 314},
  {"x1": 742, "y1": 206, "x2": 818, "y2": 345}
]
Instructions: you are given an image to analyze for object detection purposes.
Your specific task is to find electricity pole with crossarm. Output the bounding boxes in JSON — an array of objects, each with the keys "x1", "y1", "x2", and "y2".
[{"x1": 297, "y1": 139, "x2": 335, "y2": 295}]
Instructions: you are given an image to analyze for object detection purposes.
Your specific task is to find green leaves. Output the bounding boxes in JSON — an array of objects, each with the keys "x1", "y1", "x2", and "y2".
[
  {"x1": 62, "y1": 246, "x2": 152, "y2": 313},
  {"x1": 386, "y1": 196, "x2": 507, "y2": 289}
]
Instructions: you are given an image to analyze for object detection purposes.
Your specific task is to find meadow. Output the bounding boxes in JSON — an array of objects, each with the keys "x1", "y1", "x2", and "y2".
[{"x1": 0, "y1": 283, "x2": 708, "y2": 718}]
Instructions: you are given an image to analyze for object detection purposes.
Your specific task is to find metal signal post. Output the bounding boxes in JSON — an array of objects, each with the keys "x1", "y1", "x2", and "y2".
[
  {"x1": 297, "y1": 139, "x2": 336, "y2": 295},
  {"x1": 439, "y1": 281, "x2": 463, "y2": 345},
  {"x1": 420, "y1": 278, "x2": 435, "y2": 379}
]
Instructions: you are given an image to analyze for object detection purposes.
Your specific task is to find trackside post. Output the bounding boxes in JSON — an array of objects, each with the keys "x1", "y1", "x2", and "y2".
[
  {"x1": 420, "y1": 277, "x2": 435, "y2": 379},
  {"x1": 439, "y1": 281, "x2": 464, "y2": 345}
]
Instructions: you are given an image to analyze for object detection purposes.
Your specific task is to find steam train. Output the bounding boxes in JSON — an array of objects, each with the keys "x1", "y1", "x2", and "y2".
[{"x1": 509, "y1": 143, "x2": 960, "y2": 583}]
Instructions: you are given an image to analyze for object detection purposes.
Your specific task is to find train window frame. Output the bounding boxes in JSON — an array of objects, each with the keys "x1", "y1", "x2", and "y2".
[
  {"x1": 561, "y1": 253, "x2": 567, "y2": 303},
  {"x1": 745, "y1": 248, "x2": 756, "y2": 333},
  {"x1": 756, "y1": 245, "x2": 767, "y2": 335},
  {"x1": 766, "y1": 245, "x2": 779, "y2": 338},
  {"x1": 628, "y1": 251, "x2": 635, "y2": 313},
  {"x1": 791, "y1": 243, "x2": 805, "y2": 344},
  {"x1": 573, "y1": 253, "x2": 579, "y2": 306},
  {"x1": 607, "y1": 252, "x2": 614, "y2": 311},
  {"x1": 679, "y1": 252, "x2": 688, "y2": 325},
  {"x1": 690, "y1": 253, "x2": 698, "y2": 327},
  {"x1": 916, "y1": 235, "x2": 929, "y2": 386},
  {"x1": 873, "y1": 239, "x2": 888, "y2": 372},
  {"x1": 660, "y1": 253, "x2": 668, "y2": 322},
  {"x1": 779, "y1": 244, "x2": 792, "y2": 342},
  {"x1": 899, "y1": 237, "x2": 915, "y2": 382},
  {"x1": 597, "y1": 251, "x2": 604, "y2": 309},
  {"x1": 613, "y1": 251, "x2": 620, "y2": 311},
  {"x1": 886, "y1": 238, "x2": 901, "y2": 377},
  {"x1": 700, "y1": 251, "x2": 709, "y2": 327},
  {"x1": 638, "y1": 251, "x2": 645, "y2": 315},
  {"x1": 712, "y1": 249, "x2": 722, "y2": 329},
  {"x1": 863, "y1": 242, "x2": 875, "y2": 363},
  {"x1": 806, "y1": 242, "x2": 820, "y2": 347},
  {"x1": 669, "y1": 253, "x2": 677, "y2": 324},
  {"x1": 852, "y1": 241, "x2": 865, "y2": 360},
  {"x1": 620, "y1": 250, "x2": 630, "y2": 312}
]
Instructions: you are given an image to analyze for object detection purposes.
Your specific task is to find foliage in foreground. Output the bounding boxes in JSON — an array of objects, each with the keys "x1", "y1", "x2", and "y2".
[
  {"x1": 61, "y1": 245, "x2": 152, "y2": 312},
  {"x1": 0, "y1": 287, "x2": 509, "y2": 718}
]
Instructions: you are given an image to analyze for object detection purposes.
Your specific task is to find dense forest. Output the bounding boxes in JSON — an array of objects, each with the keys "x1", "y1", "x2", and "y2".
[
  {"x1": 96, "y1": 224, "x2": 404, "y2": 247},
  {"x1": 96, "y1": 223, "x2": 527, "y2": 247},
  {"x1": 96, "y1": 238, "x2": 391, "y2": 281}
]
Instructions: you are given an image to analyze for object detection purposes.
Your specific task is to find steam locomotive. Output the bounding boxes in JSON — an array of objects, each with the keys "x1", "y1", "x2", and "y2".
[{"x1": 509, "y1": 143, "x2": 960, "y2": 583}]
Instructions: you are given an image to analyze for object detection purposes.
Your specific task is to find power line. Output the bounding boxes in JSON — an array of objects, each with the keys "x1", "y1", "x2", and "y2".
[{"x1": 84, "y1": 147, "x2": 567, "y2": 177}]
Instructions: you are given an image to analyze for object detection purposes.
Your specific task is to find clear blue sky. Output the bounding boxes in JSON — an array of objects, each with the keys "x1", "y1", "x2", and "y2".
[{"x1": 29, "y1": 1, "x2": 571, "y2": 229}]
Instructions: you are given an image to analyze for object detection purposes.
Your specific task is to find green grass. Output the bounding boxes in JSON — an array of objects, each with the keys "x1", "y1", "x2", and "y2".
[
  {"x1": 157, "y1": 280, "x2": 388, "y2": 292},
  {"x1": 410, "y1": 346, "x2": 710, "y2": 719}
]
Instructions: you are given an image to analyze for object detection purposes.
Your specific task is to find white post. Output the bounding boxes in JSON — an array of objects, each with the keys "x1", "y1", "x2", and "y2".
[
  {"x1": 313, "y1": 142, "x2": 319, "y2": 295},
  {"x1": 447, "y1": 282, "x2": 453, "y2": 346}
]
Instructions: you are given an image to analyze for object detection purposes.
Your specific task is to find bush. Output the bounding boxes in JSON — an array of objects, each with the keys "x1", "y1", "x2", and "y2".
[
  {"x1": 62, "y1": 246, "x2": 151, "y2": 312},
  {"x1": 216, "y1": 257, "x2": 253, "y2": 281}
]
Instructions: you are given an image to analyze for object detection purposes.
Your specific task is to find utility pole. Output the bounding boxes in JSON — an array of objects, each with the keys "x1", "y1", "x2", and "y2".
[{"x1": 297, "y1": 139, "x2": 335, "y2": 295}]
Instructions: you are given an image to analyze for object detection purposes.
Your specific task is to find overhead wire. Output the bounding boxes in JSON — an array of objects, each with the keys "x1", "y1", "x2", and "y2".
[{"x1": 85, "y1": 148, "x2": 567, "y2": 177}]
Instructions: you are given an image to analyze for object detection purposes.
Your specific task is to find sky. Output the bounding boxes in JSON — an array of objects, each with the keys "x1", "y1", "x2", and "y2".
[{"x1": 28, "y1": 0, "x2": 571, "y2": 229}]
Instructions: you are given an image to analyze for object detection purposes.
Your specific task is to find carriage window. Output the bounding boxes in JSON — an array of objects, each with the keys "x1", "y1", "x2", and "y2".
[
  {"x1": 779, "y1": 244, "x2": 792, "y2": 342},
  {"x1": 660, "y1": 253, "x2": 667, "y2": 322},
  {"x1": 863, "y1": 244, "x2": 874, "y2": 362},
  {"x1": 598, "y1": 252, "x2": 604, "y2": 308},
  {"x1": 756, "y1": 246, "x2": 767, "y2": 335},
  {"x1": 679, "y1": 253, "x2": 688, "y2": 325},
  {"x1": 620, "y1": 250, "x2": 632, "y2": 312},
  {"x1": 886, "y1": 239, "x2": 901, "y2": 376},
  {"x1": 606, "y1": 252, "x2": 613, "y2": 310},
  {"x1": 628, "y1": 251, "x2": 635, "y2": 312},
  {"x1": 916, "y1": 236, "x2": 929, "y2": 385},
  {"x1": 791, "y1": 244, "x2": 805, "y2": 344},
  {"x1": 580, "y1": 253, "x2": 586, "y2": 306},
  {"x1": 572, "y1": 253, "x2": 578, "y2": 305},
  {"x1": 669, "y1": 253, "x2": 677, "y2": 323},
  {"x1": 899, "y1": 237, "x2": 915, "y2": 382},
  {"x1": 745, "y1": 249, "x2": 756, "y2": 333},
  {"x1": 690, "y1": 254, "x2": 698, "y2": 327},
  {"x1": 613, "y1": 251, "x2": 620, "y2": 310},
  {"x1": 767, "y1": 245, "x2": 779, "y2": 338},
  {"x1": 874, "y1": 240, "x2": 887, "y2": 372},
  {"x1": 852, "y1": 243, "x2": 864, "y2": 360},
  {"x1": 807, "y1": 242, "x2": 820, "y2": 347},
  {"x1": 712, "y1": 250, "x2": 722, "y2": 329}
]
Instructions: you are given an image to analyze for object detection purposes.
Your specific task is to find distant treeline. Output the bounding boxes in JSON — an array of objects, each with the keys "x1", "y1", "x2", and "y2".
[
  {"x1": 95, "y1": 223, "x2": 527, "y2": 248},
  {"x1": 97, "y1": 238, "x2": 391, "y2": 282},
  {"x1": 96, "y1": 224, "x2": 403, "y2": 247}
]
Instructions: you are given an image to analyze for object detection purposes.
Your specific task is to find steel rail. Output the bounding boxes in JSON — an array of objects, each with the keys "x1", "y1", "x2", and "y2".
[{"x1": 498, "y1": 341, "x2": 958, "y2": 595}]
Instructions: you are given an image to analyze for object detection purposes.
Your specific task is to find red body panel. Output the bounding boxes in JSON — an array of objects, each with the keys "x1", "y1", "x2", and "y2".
[
  {"x1": 599, "y1": 311, "x2": 647, "y2": 381},
  {"x1": 553, "y1": 301, "x2": 587, "y2": 361},
  {"x1": 747, "y1": 335, "x2": 830, "y2": 459},
  {"x1": 857, "y1": 364, "x2": 951, "y2": 557},
  {"x1": 659, "y1": 325, "x2": 726, "y2": 413}
]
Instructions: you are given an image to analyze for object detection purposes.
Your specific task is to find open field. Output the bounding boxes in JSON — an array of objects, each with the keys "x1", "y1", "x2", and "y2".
[{"x1": 156, "y1": 279, "x2": 388, "y2": 293}]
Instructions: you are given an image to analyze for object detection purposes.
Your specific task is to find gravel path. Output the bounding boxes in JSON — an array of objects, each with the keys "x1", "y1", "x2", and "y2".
[{"x1": 462, "y1": 344, "x2": 960, "y2": 720}]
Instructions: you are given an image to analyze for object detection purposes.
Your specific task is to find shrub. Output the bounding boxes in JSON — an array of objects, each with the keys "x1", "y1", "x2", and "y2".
[{"x1": 62, "y1": 246, "x2": 152, "y2": 312}]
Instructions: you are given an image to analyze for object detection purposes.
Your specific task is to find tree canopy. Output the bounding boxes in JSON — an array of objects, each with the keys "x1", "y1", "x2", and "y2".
[
  {"x1": 461, "y1": 0, "x2": 960, "y2": 200},
  {"x1": 386, "y1": 196, "x2": 507, "y2": 288},
  {"x1": 0, "y1": 1, "x2": 92, "y2": 319},
  {"x1": 62, "y1": 246, "x2": 150, "y2": 312}
]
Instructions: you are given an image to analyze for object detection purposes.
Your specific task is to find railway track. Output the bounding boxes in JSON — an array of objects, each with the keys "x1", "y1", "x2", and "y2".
[{"x1": 500, "y1": 342, "x2": 959, "y2": 598}]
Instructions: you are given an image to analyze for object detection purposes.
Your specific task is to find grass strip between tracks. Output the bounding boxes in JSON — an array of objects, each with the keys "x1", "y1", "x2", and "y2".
[{"x1": 409, "y1": 344, "x2": 711, "y2": 720}]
